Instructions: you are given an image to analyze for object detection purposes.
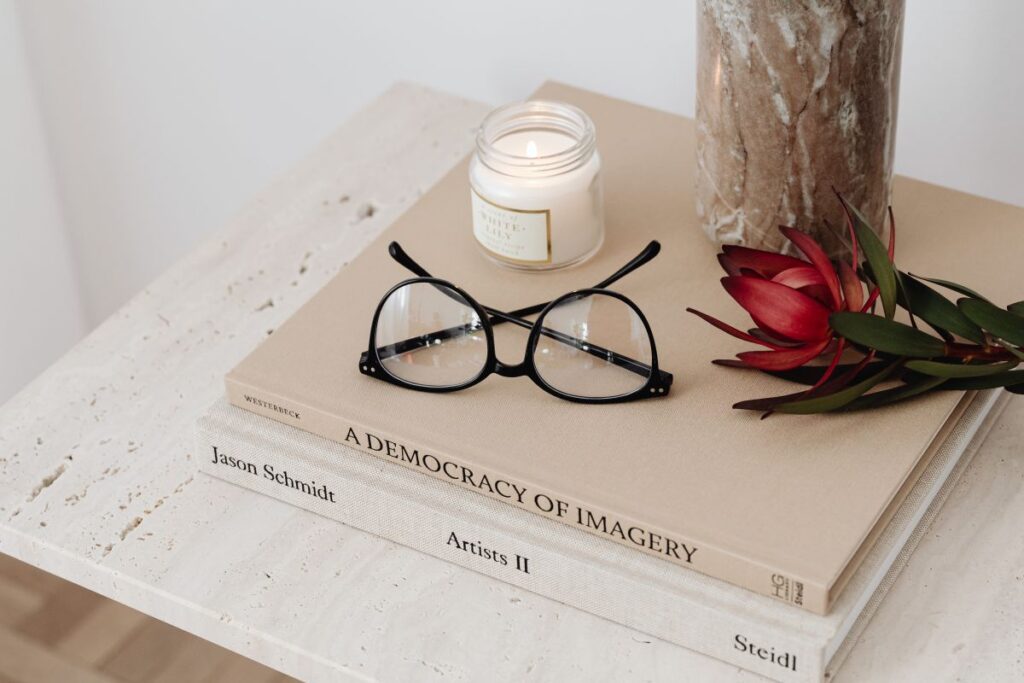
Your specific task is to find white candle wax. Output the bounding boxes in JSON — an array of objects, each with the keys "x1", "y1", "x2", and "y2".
[{"x1": 469, "y1": 101, "x2": 604, "y2": 270}]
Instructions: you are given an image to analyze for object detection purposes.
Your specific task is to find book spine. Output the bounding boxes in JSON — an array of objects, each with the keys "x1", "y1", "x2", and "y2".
[
  {"x1": 225, "y1": 378, "x2": 829, "y2": 614},
  {"x1": 197, "y1": 415, "x2": 827, "y2": 683}
]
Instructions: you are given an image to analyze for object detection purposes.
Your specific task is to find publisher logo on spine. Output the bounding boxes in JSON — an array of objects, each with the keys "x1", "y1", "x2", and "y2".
[{"x1": 770, "y1": 573, "x2": 804, "y2": 606}]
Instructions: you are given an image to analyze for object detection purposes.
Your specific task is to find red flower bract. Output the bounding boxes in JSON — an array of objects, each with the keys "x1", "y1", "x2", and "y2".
[
  {"x1": 721, "y1": 276, "x2": 832, "y2": 343},
  {"x1": 688, "y1": 225, "x2": 868, "y2": 377}
]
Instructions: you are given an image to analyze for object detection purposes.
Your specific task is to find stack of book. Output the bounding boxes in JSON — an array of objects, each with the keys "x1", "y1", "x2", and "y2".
[{"x1": 196, "y1": 83, "x2": 1020, "y2": 682}]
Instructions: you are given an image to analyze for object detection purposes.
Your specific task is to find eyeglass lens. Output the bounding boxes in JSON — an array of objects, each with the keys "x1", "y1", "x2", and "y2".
[
  {"x1": 532, "y1": 292, "x2": 653, "y2": 399},
  {"x1": 374, "y1": 282, "x2": 488, "y2": 388}
]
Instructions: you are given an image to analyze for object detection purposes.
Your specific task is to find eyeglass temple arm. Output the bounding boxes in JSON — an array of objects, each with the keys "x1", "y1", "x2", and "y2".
[
  {"x1": 388, "y1": 241, "x2": 432, "y2": 277},
  {"x1": 592, "y1": 239, "x2": 661, "y2": 288},
  {"x1": 387, "y1": 239, "x2": 661, "y2": 316}
]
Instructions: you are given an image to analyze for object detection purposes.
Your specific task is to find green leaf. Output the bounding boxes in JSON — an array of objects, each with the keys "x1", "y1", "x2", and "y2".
[
  {"x1": 842, "y1": 198, "x2": 897, "y2": 319},
  {"x1": 727, "y1": 360, "x2": 888, "y2": 386},
  {"x1": 894, "y1": 270, "x2": 922, "y2": 329},
  {"x1": 830, "y1": 312, "x2": 947, "y2": 358},
  {"x1": 913, "y1": 275, "x2": 990, "y2": 302},
  {"x1": 905, "y1": 360, "x2": 1018, "y2": 378},
  {"x1": 958, "y1": 298, "x2": 1024, "y2": 347},
  {"x1": 939, "y1": 370, "x2": 1024, "y2": 390},
  {"x1": 731, "y1": 356, "x2": 885, "y2": 412},
  {"x1": 1008, "y1": 301, "x2": 1024, "y2": 317},
  {"x1": 898, "y1": 273, "x2": 985, "y2": 343},
  {"x1": 772, "y1": 363, "x2": 899, "y2": 414},
  {"x1": 840, "y1": 376, "x2": 948, "y2": 411},
  {"x1": 732, "y1": 388, "x2": 819, "y2": 412},
  {"x1": 712, "y1": 359, "x2": 818, "y2": 384}
]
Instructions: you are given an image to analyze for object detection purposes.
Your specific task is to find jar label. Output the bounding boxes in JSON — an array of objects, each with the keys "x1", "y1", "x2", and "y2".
[{"x1": 471, "y1": 190, "x2": 551, "y2": 264}]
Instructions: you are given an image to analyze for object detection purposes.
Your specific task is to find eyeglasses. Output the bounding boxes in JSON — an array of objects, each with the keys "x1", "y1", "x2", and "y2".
[{"x1": 359, "y1": 241, "x2": 673, "y2": 404}]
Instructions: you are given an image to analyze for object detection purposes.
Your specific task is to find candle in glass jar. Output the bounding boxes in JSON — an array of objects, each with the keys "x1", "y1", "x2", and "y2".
[{"x1": 469, "y1": 101, "x2": 604, "y2": 270}]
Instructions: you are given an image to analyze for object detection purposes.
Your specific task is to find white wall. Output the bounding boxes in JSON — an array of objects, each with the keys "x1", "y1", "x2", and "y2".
[
  {"x1": 15, "y1": 0, "x2": 699, "y2": 324},
  {"x1": 897, "y1": 2, "x2": 1024, "y2": 207},
  {"x1": 4, "y1": 0, "x2": 1024, "y2": 401},
  {"x1": 0, "y1": 0, "x2": 86, "y2": 402}
]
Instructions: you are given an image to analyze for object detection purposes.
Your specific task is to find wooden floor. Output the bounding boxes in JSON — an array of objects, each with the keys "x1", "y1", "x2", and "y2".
[{"x1": 0, "y1": 553, "x2": 296, "y2": 683}]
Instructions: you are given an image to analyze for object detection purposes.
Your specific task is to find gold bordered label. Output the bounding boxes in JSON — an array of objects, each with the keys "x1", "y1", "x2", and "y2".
[{"x1": 471, "y1": 189, "x2": 551, "y2": 265}]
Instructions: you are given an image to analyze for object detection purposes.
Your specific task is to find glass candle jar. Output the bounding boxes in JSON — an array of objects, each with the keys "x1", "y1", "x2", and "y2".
[{"x1": 469, "y1": 101, "x2": 604, "y2": 271}]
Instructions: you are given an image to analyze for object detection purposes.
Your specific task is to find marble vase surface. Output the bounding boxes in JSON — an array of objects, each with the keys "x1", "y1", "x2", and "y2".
[{"x1": 696, "y1": 0, "x2": 904, "y2": 256}]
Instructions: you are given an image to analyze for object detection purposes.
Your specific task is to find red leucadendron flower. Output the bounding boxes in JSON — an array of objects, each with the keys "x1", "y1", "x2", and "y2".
[
  {"x1": 689, "y1": 223, "x2": 877, "y2": 388},
  {"x1": 688, "y1": 195, "x2": 1024, "y2": 415}
]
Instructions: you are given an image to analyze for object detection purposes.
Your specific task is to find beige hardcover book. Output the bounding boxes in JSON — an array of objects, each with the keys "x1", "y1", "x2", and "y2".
[{"x1": 227, "y1": 82, "x2": 1024, "y2": 614}]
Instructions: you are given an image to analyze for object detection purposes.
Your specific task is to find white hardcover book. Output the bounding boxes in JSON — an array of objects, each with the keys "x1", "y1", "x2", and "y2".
[{"x1": 195, "y1": 390, "x2": 1007, "y2": 683}]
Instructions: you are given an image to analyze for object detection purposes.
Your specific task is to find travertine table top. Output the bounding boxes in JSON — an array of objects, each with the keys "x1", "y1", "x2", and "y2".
[{"x1": 0, "y1": 83, "x2": 1020, "y2": 682}]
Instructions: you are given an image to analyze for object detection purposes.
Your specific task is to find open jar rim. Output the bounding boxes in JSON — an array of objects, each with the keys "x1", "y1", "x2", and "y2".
[{"x1": 475, "y1": 100, "x2": 597, "y2": 178}]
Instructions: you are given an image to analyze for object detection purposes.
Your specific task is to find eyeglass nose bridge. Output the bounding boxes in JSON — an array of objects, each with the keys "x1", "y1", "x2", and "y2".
[{"x1": 494, "y1": 360, "x2": 529, "y2": 378}]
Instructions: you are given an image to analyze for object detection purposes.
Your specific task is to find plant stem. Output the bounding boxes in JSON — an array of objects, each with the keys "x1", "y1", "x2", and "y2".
[{"x1": 943, "y1": 342, "x2": 1017, "y2": 362}]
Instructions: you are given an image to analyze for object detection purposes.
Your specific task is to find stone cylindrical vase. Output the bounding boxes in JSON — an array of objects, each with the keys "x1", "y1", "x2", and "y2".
[{"x1": 696, "y1": 0, "x2": 904, "y2": 257}]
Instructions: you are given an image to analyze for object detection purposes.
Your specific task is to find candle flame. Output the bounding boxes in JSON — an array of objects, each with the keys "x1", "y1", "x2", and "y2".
[{"x1": 526, "y1": 140, "x2": 538, "y2": 158}]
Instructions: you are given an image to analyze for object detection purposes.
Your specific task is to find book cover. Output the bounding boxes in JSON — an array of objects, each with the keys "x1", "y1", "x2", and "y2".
[
  {"x1": 226, "y1": 82, "x2": 1024, "y2": 614},
  {"x1": 196, "y1": 390, "x2": 1007, "y2": 682}
]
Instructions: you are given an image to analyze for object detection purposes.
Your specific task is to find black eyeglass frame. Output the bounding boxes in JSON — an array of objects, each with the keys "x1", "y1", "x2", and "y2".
[{"x1": 359, "y1": 241, "x2": 674, "y2": 404}]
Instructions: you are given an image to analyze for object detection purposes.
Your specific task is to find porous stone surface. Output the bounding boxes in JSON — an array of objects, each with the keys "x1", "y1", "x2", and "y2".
[{"x1": 696, "y1": 0, "x2": 904, "y2": 256}]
